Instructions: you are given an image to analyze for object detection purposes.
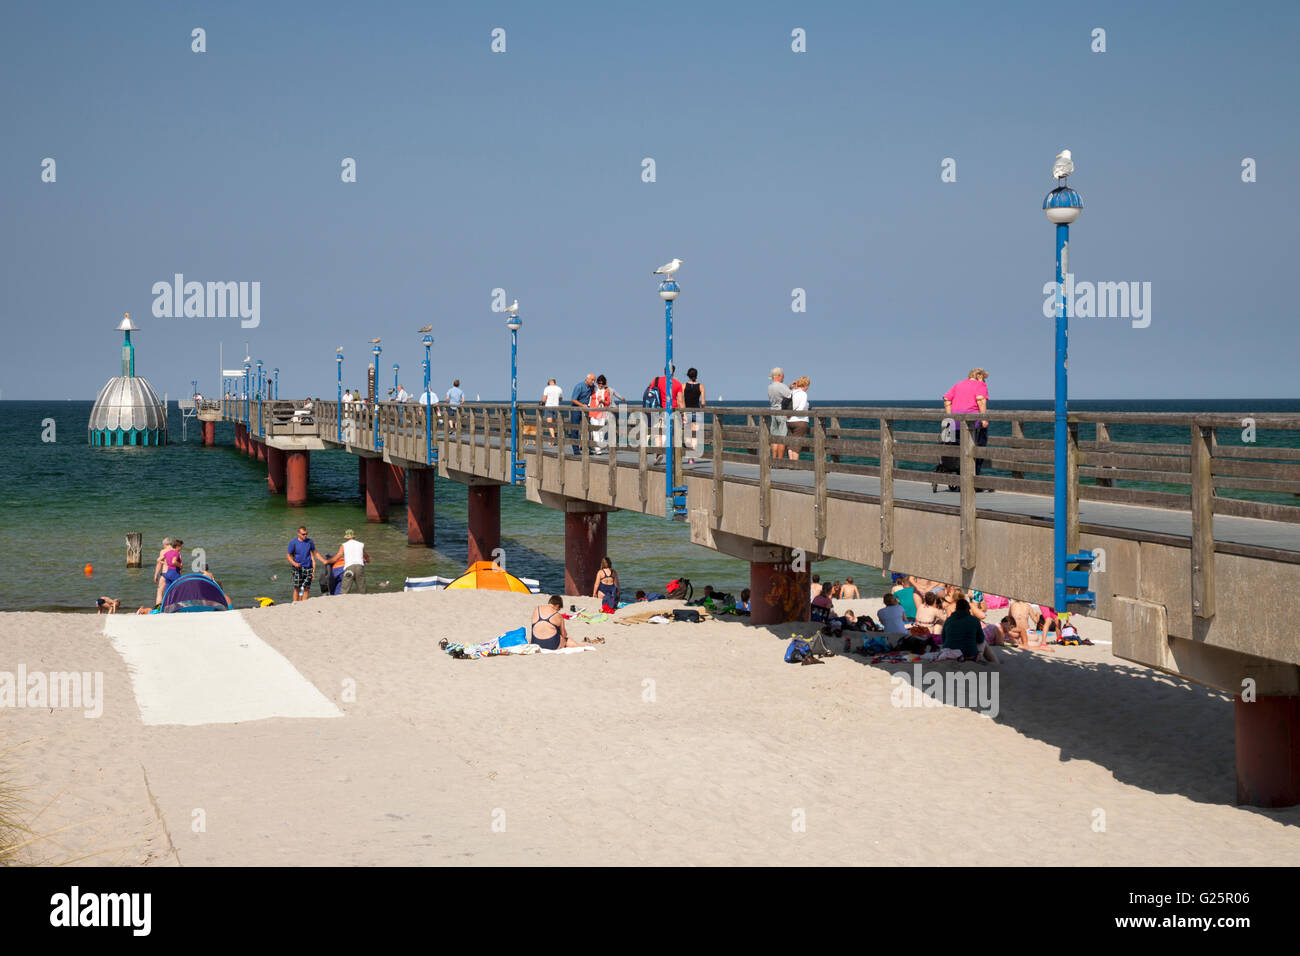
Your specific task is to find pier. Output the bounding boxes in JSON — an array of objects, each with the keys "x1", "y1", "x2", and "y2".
[{"x1": 200, "y1": 397, "x2": 1300, "y2": 807}]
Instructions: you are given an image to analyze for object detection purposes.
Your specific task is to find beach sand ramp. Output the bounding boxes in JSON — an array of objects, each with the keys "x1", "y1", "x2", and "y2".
[{"x1": 104, "y1": 612, "x2": 343, "y2": 726}]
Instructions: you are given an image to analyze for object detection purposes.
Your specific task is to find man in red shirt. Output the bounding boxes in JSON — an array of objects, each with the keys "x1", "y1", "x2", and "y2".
[{"x1": 653, "y1": 374, "x2": 684, "y2": 410}]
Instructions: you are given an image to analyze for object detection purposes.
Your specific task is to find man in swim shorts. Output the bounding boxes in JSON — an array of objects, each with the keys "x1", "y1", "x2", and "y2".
[{"x1": 286, "y1": 526, "x2": 325, "y2": 603}]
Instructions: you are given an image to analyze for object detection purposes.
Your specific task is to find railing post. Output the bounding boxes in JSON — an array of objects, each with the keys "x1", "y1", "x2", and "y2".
[
  {"x1": 580, "y1": 414, "x2": 590, "y2": 494},
  {"x1": 712, "y1": 413, "x2": 724, "y2": 522},
  {"x1": 813, "y1": 416, "x2": 827, "y2": 539},
  {"x1": 1067, "y1": 420, "x2": 1080, "y2": 555},
  {"x1": 880, "y1": 417, "x2": 895, "y2": 556},
  {"x1": 759, "y1": 414, "x2": 771, "y2": 530},
  {"x1": 1010, "y1": 419, "x2": 1025, "y2": 480},
  {"x1": 637, "y1": 410, "x2": 648, "y2": 506},
  {"x1": 1191, "y1": 423, "x2": 1217, "y2": 619},
  {"x1": 557, "y1": 410, "x2": 568, "y2": 494},
  {"x1": 1095, "y1": 420, "x2": 1113, "y2": 486},
  {"x1": 607, "y1": 414, "x2": 617, "y2": 501},
  {"x1": 534, "y1": 408, "x2": 544, "y2": 488},
  {"x1": 960, "y1": 418, "x2": 976, "y2": 570}
]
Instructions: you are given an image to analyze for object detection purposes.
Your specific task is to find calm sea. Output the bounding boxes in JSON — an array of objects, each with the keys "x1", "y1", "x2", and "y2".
[{"x1": 2, "y1": 398, "x2": 1297, "y2": 612}]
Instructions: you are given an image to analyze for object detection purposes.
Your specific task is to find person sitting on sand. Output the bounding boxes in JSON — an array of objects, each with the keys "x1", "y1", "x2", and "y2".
[
  {"x1": 737, "y1": 588, "x2": 751, "y2": 612},
  {"x1": 634, "y1": 590, "x2": 647, "y2": 603},
  {"x1": 941, "y1": 598, "x2": 997, "y2": 663},
  {"x1": 840, "y1": 577, "x2": 860, "y2": 599},
  {"x1": 96, "y1": 596, "x2": 121, "y2": 614},
  {"x1": 891, "y1": 578, "x2": 918, "y2": 619},
  {"x1": 996, "y1": 615, "x2": 1029, "y2": 647},
  {"x1": 914, "y1": 591, "x2": 946, "y2": 634},
  {"x1": 812, "y1": 582, "x2": 834, "y2": 611},
  {"x1": 530, "y1": 595, "x2": 577, "y2": 649},
  {"x1": 878, "y1": 593, "x2": 909, "y2": 635}
]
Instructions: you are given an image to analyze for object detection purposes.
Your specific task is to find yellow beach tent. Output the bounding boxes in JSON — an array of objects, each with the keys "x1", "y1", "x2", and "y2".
[{"x1": 444, "y1": 560, "x2": 534, "y2": 593}]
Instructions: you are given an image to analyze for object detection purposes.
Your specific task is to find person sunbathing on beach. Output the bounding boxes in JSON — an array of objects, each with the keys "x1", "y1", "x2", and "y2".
[
  {"x1": 530, "y1": 595, "x2": 578, "y2": 649},
  {"x1": 996, "y1": 615, "x2": 1029, "y2": 647},
  {"x1": 914, "y1": 591, "x2": 946, "y2": 634}
]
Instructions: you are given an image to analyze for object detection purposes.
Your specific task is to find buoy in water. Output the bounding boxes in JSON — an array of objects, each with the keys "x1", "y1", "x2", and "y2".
[{"x1": 83, "y1": 564, "x2": 93, "y2": 576}]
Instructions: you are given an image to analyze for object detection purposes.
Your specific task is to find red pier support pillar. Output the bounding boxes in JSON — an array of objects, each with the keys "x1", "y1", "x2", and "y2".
[
  {"x1": 359, "y1": 457, "x2": 367, "y2": 498},
  {"x1": 1235, "y1": 695, "x2": 1300, "y2": 808},
  {"x1": 749, "y1": 559, "x2": 811, "y2": 626},
  {"x1": 234, "y1": 423, "x2": 245, "y2": 453},
  {"x1": 255, "y1": 439, "x2": 267, "y2": 462},
  {"x1": 267, "y1": 446, "x2": 287, "y2": 494},
  {"x1": 406, "y1": 468, "x2": 435, "y2": 546},
  {"x1": 202, "y1": 420, "x2": 215, "y2": 446},
  {"x1": 467, "y1": 485, "x2": 501, "y2": 565},
  {"x1": 286, "y1": 451, "x2": 309, "y2": 507},
  {"x1": 387, "y1": 462, "x2": 406, "y2": 503},
  {"x1": 564, "y1": 506, "x2": 608, "y2": 597},
  {"x1": 364, "y1": 457, "x2": 389, "y2": 522}
]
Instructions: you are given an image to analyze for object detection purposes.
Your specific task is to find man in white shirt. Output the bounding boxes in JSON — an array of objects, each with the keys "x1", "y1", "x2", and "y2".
[
  {"x1": 343, "y1": 389, "x2": 353, "y2": 403},
  {"x1": 418, "y1": 388, "x2": 439, "y2": 405},
  {"x1": 542, "y1": 378, "x2": 563, "y2": 438},
  {"x1": 328, "y1": 529, "x2": 370, "y2": 594},
  {"x1": 395, "y1": 384, "x2": 410, "y2": 402}
]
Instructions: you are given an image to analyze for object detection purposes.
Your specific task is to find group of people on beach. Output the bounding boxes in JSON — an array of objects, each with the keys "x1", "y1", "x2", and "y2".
[
  {"x1": 95, "y1": 535, "x2": 222, "y2": 614},
  {"x1": 285, "y1": 525, "x2": 371, "y2": 602}
]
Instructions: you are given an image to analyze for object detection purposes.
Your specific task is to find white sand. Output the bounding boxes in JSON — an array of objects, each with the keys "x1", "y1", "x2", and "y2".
[{"x1": 2, "y1": 592, "x2": 1298, "y2": 865}]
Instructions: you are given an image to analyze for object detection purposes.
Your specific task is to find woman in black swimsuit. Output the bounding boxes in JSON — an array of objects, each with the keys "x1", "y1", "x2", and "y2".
[
  {"x1": 592, "y1": 557, "x2": 620, "y2": 610},
  {"x1": 530, "y1": 595, "x2": 571, "y2": 649},
  {"x1": 683, "y1": 368, "x2": 705, "y2": 463}
]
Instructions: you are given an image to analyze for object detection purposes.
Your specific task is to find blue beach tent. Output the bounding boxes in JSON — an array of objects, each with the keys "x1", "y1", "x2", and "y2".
[{"x1": 160, "y1": 573, "x2": 234, "y2": 612}]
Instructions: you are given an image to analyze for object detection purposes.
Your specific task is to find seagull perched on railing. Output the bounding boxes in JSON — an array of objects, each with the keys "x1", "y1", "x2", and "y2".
[
  {"x1": 417, "y1": 325, "x2": 432, "y2": 333},
  {"x1": 653, "y1": 258, "x2": 684, "y2": 279},
  {"x1": 1052, "y1": 149, "x2": 1074, "y2": 183}
]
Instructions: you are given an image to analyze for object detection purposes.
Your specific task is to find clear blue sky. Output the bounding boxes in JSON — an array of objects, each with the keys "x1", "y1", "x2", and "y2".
[{"x1": 2, "y1": 0, "x2": 1296, "y2": 401}]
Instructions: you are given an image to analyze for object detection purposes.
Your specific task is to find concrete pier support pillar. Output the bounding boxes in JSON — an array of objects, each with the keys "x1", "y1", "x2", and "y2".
[
  {"x1": 267, "y1": 446, "x2": 287, "y2": 494},
  {"x1": 286, "y1": 451, "x2": 309, "y2": 507},
  {"x1": 1235, "y1": 695, "x2": 1300, "y2": 807},
  {"x1": 467, "y1": 485, "x2": 501, "y2": 565},
  {"x1": 202, "y1": 420, "x2": 215, "y2": 447},
  {"x1": 564, "y1": 507, "x2": 608, "y2": 597},
  {"x1": 406, "y1": 469, "x2": 435, "y2": 546},
  {"x1": 364, "y1": 457, "x2": 389, "y2": 522},
  {"x1": 749, "y1": 559, "x2": 811, "y2": 626},
  {"x1": 387, "y1": 463, "x2": 406, "y2": 503}
]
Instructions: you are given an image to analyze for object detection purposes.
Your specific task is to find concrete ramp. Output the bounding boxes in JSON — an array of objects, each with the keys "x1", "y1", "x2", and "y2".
[{"x1": 104, "y1": 612, "x2": 343, "y2": 726}]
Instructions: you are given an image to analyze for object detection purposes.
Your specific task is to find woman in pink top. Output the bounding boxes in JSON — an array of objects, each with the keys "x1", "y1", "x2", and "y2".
[{"x1": 942, "y1": 368, "x2": 990, "y2": 483}]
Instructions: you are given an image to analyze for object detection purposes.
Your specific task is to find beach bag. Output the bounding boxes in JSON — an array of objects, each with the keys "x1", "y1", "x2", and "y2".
[
  {"x1": 672, "y1": 609, "x2": 701, "y2": 623},
  {"x1": 784, "y1": 638, "x2": 812, "y2": 663},
  {"x1": 665, "y1": 577, "x2": 693, "y2": 601},
  {"x1": 498, "y1": 627, "x2": 528, "y2": 649}
]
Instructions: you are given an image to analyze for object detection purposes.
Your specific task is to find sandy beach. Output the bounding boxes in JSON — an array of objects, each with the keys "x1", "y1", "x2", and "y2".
[{"x1": 2, "y1": 591, "x2": 1298, "y2": 866}]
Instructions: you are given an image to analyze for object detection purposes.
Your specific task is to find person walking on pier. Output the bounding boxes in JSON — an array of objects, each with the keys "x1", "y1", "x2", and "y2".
[
  {"x1": 542, "y1": 378, "x2": 563, "y2": 439},
  {"x1": 589, "y1": 375, "x2": 612, "y2": 454},
  {"x1": 286, "y1": 526, "x2": 325, "y2": 603},
  {"x1": 683, "y1": 367, "x2": 705, "y2": 463},
  {"x1": 446, "y1": 380, "x2": 465, "y2": 406}
]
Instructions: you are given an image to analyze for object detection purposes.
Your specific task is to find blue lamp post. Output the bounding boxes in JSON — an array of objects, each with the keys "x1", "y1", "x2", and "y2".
[
  {"x1": 658, "y1": 268, "x2": 684, "y2": 518},
  {"x1": 273, "y1": 367, "x2": 279, "y2": 400},
  {"x1": 392, "y1": 362, "x2": 399, "y2": 397},
  {"x1": 421, "y1": 334, "x2": 434, "y2": 464},
  {"x1": 335, "y1": 349, "x2": 343, "y2": 442},
  {"x1": 255, "y1": 360, "x2": 264, "y2": 437},
  {"x1": 242, "y1": 358, "x2": 250, "y2": 429},
  {"x1": 371, "y1": 341, "x2": 382, "y2": 450},
  {"x1": 1043, "y1": 152, "x2": 1086, "y2": 615},
  {"x1": 507, "y1": 305, "x2": 523, "y2": 483}
]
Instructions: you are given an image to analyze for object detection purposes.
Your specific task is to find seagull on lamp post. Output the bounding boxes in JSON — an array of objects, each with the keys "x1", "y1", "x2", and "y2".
[
  {"x1": 505, "y1": 299, "x2": 518, "y2": 315},
  {"x1": 368, "y1": 337, "x2": 381, "y2": 344},
  {"x1": 1052, "y1": 149, "x2": 1074, "y2": 184},
  {"x1": 417, "y1": 325, "x2": 432, "y2": 333},
  {"x1": 653, "y1": 258, "x2": 684, "y2": 279}
]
